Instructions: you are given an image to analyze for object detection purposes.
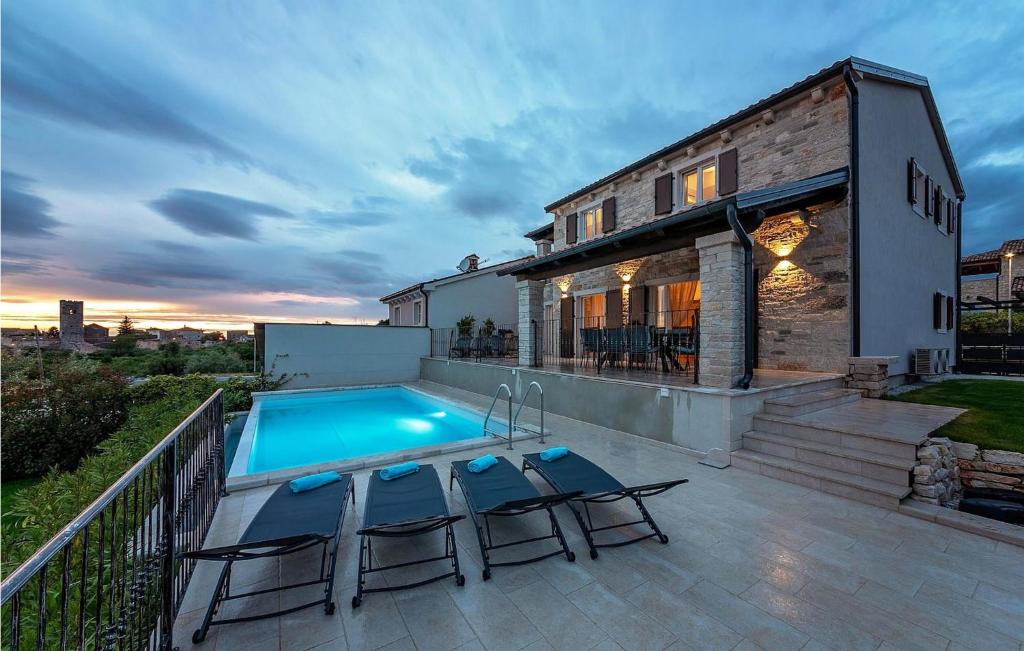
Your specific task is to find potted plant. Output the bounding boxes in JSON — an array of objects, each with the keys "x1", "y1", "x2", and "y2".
[{"x1": 455, "y1": 315, "x2": 475, "y2": 357}]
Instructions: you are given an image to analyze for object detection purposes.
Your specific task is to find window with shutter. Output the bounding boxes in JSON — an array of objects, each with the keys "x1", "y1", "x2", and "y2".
[
  {"x1": 934, "y1": 186, "x2": 944, "y2": 225},
  {"x1": 907, "y1": 158, "x2": 919, "y2": 204},
  {"x1": 924, "y1": 177, "x2": 933, "y2": 217},
  {"x1": 602, "y1": 197, "x2": 616, "y2": 233},
  {"x1": 565, "y1": 212, "x2": 578, "y2": 245},
  {"x1": 946, "y1": 295, "x2": 954, "y2": 332},
  {"x1": 946, "y1": 199, "x2": 956, "y2": 234},
  {"x1": 654, "y1": 173, "x2": 673, "y2": 214},
  {"x1": 718, "y1": 148, "x2": 738, "y2": 195},
  {"x1": 933, "y1": 292, "x2": 943, "y2": 330}
]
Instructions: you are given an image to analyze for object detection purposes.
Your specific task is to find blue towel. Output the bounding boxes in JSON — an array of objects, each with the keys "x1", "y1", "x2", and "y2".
[
  {"x1": 289, "y1": 471, "x2": 341, "y2": 493},
  {"x1": 467, "y1": 454, "x2": 498, "y2": 473},
  {"x1": 380, "y1": 461, "x2": 420, "y2": 481},
  {"x1": 540, "y1": 447, "x2": 569, "y2": 462}
]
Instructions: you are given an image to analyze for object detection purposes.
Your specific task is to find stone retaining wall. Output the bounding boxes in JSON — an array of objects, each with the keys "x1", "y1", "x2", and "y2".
[
  {"x1": 846, "y1": 356, "x2": 894, "y2": 398},
  {"x1": 912, "y1": 437, "x2": 961, "y2": 507},
  {"x1": 953, "y1": 443, "x2": 1024, "y2": 493}
]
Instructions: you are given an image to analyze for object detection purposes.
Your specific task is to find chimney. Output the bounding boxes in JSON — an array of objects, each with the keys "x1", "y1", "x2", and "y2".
[
  {"x1": 465, "y1": 254, "x2": 479, "y2": 272},
  {"x1": 536, "y1": 240, "x2": 552, "y2": 257}
]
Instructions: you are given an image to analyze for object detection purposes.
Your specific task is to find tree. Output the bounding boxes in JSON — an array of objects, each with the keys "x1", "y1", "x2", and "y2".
[
  {"x1": 377, "y1": 318, "x2": 390, "y2": 326},
  {"x1": 108, "y1": 333, "x2": 138, "y2": 357},
  {"x1": 202, "y1": 331, "x2": 225, "y2": 343},
  {"x1": 45, "y1": 326, "x2": 59, "y2": 338},
  {"x1": 118, "y1": 316, "x2": 135, "y2": 335}
]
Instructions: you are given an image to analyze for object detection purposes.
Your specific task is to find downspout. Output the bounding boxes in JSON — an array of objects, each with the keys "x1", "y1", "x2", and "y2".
[
  {"x1": 726, "y1": 203, "x2": 758, "y2": 389},
  {"x1": 843, "y1": 64, "x2": 861, "y2": 356},
  {"x1": 955, "y1": 202, "x2": 962, "y2": 372}
]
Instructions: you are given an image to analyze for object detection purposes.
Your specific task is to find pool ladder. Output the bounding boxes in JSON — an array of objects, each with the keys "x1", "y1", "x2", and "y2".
[{"x1": 482, "y1": 382, "x2": 546, "y2": 450}]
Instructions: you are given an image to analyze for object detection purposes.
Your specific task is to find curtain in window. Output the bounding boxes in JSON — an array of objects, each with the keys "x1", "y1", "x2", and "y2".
[{"x1": 667, "y1": 281, "x2": 700, "y2": 327}]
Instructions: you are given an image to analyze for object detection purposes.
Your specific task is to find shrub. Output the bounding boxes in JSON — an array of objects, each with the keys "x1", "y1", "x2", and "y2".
[
  {"x1": 961, "y1": 310, "x2": 1024, "y2": 334},
  {"x1": 184, "y1": 347, "x2": 246, "y2": 374},
  {"x1": 220, "y1": 373, "x2": 289, "y2": 412},
  {"x1": 146, "y1": 341, "x2": 187, "y2": 376},
  {"x1": 128, "y1": 374, "x2": 218, "y2": 406},
  {"x1": 1, "y1": 359, "x2": 130, "y2": 478}
]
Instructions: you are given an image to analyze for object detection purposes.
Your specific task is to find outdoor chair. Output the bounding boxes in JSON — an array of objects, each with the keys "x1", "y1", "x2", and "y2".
[
  {"x1": 626, "y1": 325, "x2": 658, "y2": 371},
  {"x1": 579, "y1": 327, "x2": 602, "y2": 368},
  {"x1": 450, "y1": 457, "x2": 579, "y2": 580},
  {"x1": 604, "y1": 327, "x2": 627, "y2": 367},
  {"x1": 522, "y1": 451, "x2": 687, "y2": 559},
  {"x1": 449, "y1": 332, "x2": 473, "y2": 359},
  {"x1": 181, "y1": 475, "x2": 355, "y2": 643},
  {"x1": 353, "y1": 464, "x2": 465, "y2": 607}
]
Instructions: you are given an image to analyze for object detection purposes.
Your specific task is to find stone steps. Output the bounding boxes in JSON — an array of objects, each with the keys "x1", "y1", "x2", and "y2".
[
  {"x1": 751, "y1": 412, "x2": 921, "y2": 461},
  {"x1": 762, "y1": 388, "x2": 863, "y2": 417},
  {"x1": 742, "y1": 430, "x2": 913, "y2": 486},
  {"x1": 731, "y1": 449, "x2": 912, "y2": 509}
]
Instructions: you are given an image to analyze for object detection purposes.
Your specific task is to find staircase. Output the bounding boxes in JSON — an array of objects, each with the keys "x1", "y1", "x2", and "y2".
[{"x1": 732, "y1": 388, "x2": 920, "y2": 509}]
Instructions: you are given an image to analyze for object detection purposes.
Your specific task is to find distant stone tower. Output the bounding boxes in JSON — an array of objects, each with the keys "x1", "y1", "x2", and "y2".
[{"x1": 59, "y1": 300, "x2": 85, "y2": 350}]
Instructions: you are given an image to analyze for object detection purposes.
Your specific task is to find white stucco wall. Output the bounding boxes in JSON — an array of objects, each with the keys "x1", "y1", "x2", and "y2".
[
  {"x1": 263, "y1": 324, "x2": 429, "y2": 388},
  {"x1": 427, "y1": 271, "x2": 520, "y2": 329}
]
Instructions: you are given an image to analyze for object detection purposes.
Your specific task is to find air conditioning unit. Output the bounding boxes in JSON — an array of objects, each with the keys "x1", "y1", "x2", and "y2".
[{"x1": 915, "y1": 348, "x2": 951, "y2": 376}]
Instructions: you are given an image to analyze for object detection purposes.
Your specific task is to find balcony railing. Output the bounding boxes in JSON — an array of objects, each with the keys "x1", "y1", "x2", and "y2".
[
  {"x1": 1, "y1": 390, "x2": 225, "y2": 650},
  {"x1": 536, "y1": 309, "x2": 699, "y2": 382},
  {"x1": 430, "y1": 323, "x2": 519, "y2": 361}
]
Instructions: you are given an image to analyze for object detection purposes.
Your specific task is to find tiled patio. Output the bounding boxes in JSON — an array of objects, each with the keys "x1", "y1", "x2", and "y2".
[{"x1": 176, "y1": 385, "x2": 1024, "y2": 651}]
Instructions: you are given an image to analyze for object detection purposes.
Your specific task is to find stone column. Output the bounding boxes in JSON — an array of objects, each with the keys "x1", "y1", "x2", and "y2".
[
  {"x1": 846, "y1": 356, "x2": 894, "y2": 398},
  {"x1": 517, "y1": 279, "x2": 544, "y2": 367},
  {"x1": 696, "y1": 231, "x2": 745, "y2": 388}
]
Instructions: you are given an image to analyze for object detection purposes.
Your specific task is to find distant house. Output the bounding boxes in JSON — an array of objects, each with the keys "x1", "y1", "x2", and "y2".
[
  {"x1": 146, "y1": 328, "x2": 166, "y2": 341},
  {"x1": 961, "y1": 238, "x2": 1023, "y2": 303},
  {"x1": 380, "y1": 253, "x2": 533, "y2": 329},
  {"x1": 226, "y1": 330, "x2": 254, "y2": 343},
  {"x1": 83, "y1": 323, "x2": 110, "y2": 342},
  {"x1": 167, "y1": 326, "x2": 204, "y2": 347}
]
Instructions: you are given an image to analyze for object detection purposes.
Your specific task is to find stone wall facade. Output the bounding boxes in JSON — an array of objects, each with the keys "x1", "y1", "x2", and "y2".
[
  {"x1": 912, "y1": 437, "x2": 961, "y2": 507},
  {"x1": 954, "y1": 443, "x2": 1024, "y2": 494},
  {"x1": 960, "y1": 277, "x2": 998, "y2": 304},
  {"x1": 535, "y1": 76, "x2": 853, "y2": 376},
  {"x1": 845, "y1": 356, "x2": 894, "y2": 398}
]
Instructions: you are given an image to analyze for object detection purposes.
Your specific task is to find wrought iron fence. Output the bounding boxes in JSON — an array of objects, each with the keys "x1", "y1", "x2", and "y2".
[
  {"x1": 536, "y1": 309, "x2": 699, "y2": 381},
  {"x1": 959, "y1": 300, "x2": 1024, "y2": 375},
  {"x1": 1, "y1": 390, "x2": 226, "y2": 650},
  {"x1": 430, "y1": 322, "x2": 519, "y2": 362}
]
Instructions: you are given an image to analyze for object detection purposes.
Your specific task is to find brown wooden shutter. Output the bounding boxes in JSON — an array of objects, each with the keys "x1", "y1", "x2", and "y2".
[
  {"x1": 924, "y1": 177, "x2": 933, "y2": 217},
  {"x1": 559, "y1": 296, "x2": 574, "y2": 356},
  {"x1": 933, "y1": 292, "x2": 943, "y2": 329},
  {"x1": 565, "y1": 212, "x2": 577, "y2": 244},
  {"x1": 602, "y1": 197, "x2": 617, "y2": 233},
  {"x1": 907, "y1": 158, "x2": 918, "y2": 204},
  {"x1": 946, "y1": 199, "x2": 954, "y2": 234},
  {"x1": 605, "y1": 289, "x2": 622, "y2": 328},
  {"x1": 718, "y1": 148, "x2": 739, "y2": 195},
  {"x1": 654, "y1": 173, "x2": 673, "y2": 214},
  {"x1": 946, "y1": 295, "x2": 955, "y2": 331},
  {"x1": 628, "y1": 285, "x2": 646, "y2": 324}
]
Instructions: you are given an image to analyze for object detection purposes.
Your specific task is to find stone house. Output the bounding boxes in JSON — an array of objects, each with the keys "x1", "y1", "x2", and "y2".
[
  {"x1": 501, "y1": 57, "x2": 964, "y2": 388},
  {"x1": 961, "y1": 238, "x2": 1024, "y2": 303},
  {"x1": 167, "y1": 326, "x2": 204, "y2": 348},
  {"x1": 83, "y1": 323, "x2": 110, "y2": 342}
]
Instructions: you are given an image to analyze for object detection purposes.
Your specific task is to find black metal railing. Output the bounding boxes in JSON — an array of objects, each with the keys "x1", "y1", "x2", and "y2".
[
  {"x1": 960, "y1": 333, "x2": 1024, "y2": 376},
  {"x1": 430, "y1": 322, "x2": 519, "y2": 362},
  {"x1": 1, "y1": 390, "x2": 226, "y2": 650},
  {"x1": 537, "y1": 309, "x2": 699, "y2": 382}
]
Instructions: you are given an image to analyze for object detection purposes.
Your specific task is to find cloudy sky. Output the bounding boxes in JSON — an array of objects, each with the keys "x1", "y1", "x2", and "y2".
[{"x1": 2, "y1": 1, "x2": 1022, "y2": 330}]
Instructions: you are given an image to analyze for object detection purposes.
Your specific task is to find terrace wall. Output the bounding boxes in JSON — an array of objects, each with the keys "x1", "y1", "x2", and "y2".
[{"x1": 262, "y1": 323, "x2": 429, "y2": 388}]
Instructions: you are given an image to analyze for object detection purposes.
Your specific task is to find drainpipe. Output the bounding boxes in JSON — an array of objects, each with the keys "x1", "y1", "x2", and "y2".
[
  {"x1": 843, "y1": 64, "x2": 861, "y2": 356},
  {"x1": 726, "y1": 203, "x2": 756, "y2": 389}
]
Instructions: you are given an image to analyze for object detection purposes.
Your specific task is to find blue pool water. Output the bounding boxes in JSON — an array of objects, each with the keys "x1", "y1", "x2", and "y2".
[{"x1": 242, "y1": 387, "x2": 487, "y2": 474}]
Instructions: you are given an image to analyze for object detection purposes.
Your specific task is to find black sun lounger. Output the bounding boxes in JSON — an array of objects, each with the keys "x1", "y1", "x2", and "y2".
[
  {"x1": 182, "y1": 475, "x2": 354, "y2": 643},
  {"x1": 522, "y1": 452, "x2": 687, "y2": 559},
  {"x1": 353, "y1": 464, "x2": 465, "y2": 607},
  {"x1": 450, "y1": 457, "x2": 580, "y2": 580}
]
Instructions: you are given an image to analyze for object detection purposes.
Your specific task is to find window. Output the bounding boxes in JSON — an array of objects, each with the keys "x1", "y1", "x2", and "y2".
[
  {"x1": 577, "y1": 205, "x2": 603, "y2": 242},
  {"x1": 578, "y1": 293, "x2": 606, "y2": 328},
  {"x1": 413, "y1": 301, "x2": 422, "y2": 325},
  {"x1": 394, "y1": 305, "x2": 401, "y2": 325},
  {"x1": 653, "y1": 281, "x2": 701, "y2": 328},
  {"x1": 681, "y1": 161, "x2": 716, "y2": 206},
  {"x1": 908, "y1": 159, "x2": 927, "y2": 217}
]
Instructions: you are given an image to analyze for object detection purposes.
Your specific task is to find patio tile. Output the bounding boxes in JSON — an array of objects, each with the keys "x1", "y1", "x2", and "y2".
[
  {"x1": 680, "y1": 580, "x2": 808, "y2": 651},
  {"x1": 279, "y1": 583, "x2": 348, "y2": 651},
  {"x1": 974, "y1": 582, "x2": 1024, "y2": 617},
  {"x1": 506, "y1": 578, "x2": 607, "y2": 650},
  {"x1": 377, "y1": 638, "x2": 417, "y2": 651},
  {"x1": 566, "y1": 581, "x2": 676, "y2": 650},
  {"x1": 796, "y1": 580, "x2": 950, "y2": 651},
  {"x1": 739, "y1": 580, "x2": 880, "y2": 651},
  {"x1": 393, "y1": 583, "x2": 477, "y2": 651},
  {"x1": 853, "y1": 579, "x2": 1019, "y2": 651},
  {"x1": 212, "y1": 578, "x2": 281, "y2": 651},
  {"x1": 338, "y1": 592, "x2": 409, "y2": 651},
  {"x1": 624, "y1": 582, "x2": 743, "y2": 651},
  {"x1": 915, "y1": 579, "x2": 1024, "y2": 643}
]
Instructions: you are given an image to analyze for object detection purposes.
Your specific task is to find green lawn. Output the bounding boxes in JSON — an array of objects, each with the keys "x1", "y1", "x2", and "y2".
[
  {"x1": 1, "y1": 478, "x2": 41, "y2": 526},
  {"x1": 889, "y1": 379, "x2": 1024, "y2": 453}
]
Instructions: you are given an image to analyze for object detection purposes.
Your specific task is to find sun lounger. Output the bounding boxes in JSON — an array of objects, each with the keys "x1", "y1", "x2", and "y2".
[
  {"x1": 522, "y1": 451, "x2": 686, "y2": 559},
  {"x1": 182, "y1": 475, "x2": 355, "y2": 643},
  {"x1": 450, "y1": 457, "x2": 580, "y2": 580},
  {"x1": 353, "y1": 464, "x2": 464, "y2": 607}
]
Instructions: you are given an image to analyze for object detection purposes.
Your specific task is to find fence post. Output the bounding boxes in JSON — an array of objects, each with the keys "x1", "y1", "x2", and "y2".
[{"x1": 159, "y1": 440, "x2": 176, "y2": 650}]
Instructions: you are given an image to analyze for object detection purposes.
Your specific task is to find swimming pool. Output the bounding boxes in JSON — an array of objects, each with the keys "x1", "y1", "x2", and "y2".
[{"x1": 229, "y1": 386, "x2": 492, "y2": 477}]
